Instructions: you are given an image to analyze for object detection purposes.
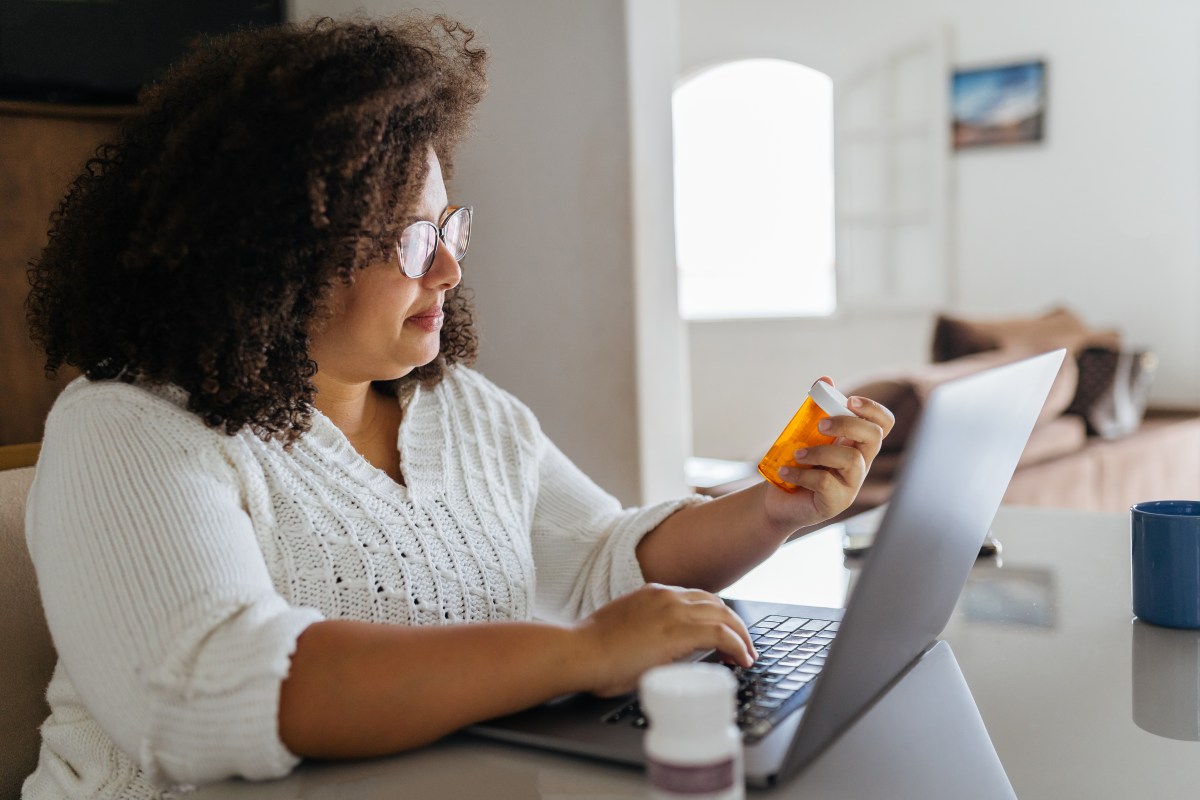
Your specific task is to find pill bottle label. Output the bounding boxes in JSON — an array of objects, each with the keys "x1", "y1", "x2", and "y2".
[{"x1": 647, "y1": 757, "x2": 738, "y2": 799}]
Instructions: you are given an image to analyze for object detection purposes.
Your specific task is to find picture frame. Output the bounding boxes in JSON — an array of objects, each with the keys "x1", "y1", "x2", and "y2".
[{"x1": 952, "y1": 60, "x2": 1047, "y2": 149}]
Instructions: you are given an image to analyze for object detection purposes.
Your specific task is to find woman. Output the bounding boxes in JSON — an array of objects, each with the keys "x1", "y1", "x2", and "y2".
[{"x1": 22, "y1": 14, "x2": 892, "y2": 799}]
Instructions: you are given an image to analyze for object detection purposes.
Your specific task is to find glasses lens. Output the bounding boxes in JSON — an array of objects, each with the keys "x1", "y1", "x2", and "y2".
[
  {"x1": 442, "y1": 207, "x2": 471, "y2": 261},
  {"x1": 397, "y1": 221, "x2": 437, "y2": 278}
]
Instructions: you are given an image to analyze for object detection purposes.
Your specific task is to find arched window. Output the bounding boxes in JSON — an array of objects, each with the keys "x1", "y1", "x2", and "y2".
[{"x1": 673, "y1": 59, "x2": 836, "y2": 319}]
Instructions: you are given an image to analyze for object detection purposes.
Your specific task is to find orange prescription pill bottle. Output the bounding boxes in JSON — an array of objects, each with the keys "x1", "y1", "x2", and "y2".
[{"x1": 758, "y1": 381, "x2": 854, "y2": 493}]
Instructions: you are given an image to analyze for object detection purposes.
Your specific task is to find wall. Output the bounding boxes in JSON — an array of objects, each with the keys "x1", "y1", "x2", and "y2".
[
  {"x1": 291, "y1": 0, "x2": 690, "y2": 504},
  {"x1": 681, "y1": 0, "x2": 1200, "y2": 459}
]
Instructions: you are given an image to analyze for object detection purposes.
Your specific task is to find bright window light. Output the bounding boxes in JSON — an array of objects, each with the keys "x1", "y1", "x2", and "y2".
[{"x1": 673, "y1": 59, "x2": 836, "y2": 320}]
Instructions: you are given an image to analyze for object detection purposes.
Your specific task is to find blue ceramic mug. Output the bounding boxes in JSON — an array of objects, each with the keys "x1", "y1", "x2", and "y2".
[{"x1": 1132, "y1": 501, "x2": 1200, "y2": 629}]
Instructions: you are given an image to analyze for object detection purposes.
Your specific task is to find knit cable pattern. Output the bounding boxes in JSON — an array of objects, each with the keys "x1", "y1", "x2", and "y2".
[{"x1": 23, "y1": 367, "x2": 706, "y2": 798}]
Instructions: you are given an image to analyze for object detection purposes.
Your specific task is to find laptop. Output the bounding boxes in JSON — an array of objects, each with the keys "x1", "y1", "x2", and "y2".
[{"x1": 471, "y1": 348, "x2": 1065, "y2": 788}]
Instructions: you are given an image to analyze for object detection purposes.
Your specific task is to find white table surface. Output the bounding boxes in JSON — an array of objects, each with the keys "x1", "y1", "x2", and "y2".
[{"x1": 191, "y1": 506, "x2": 1200, "y2": 799}]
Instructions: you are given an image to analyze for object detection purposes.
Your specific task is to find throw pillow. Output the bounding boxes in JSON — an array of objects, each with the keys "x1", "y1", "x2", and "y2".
[
  {"x1": 932, "y1": 307, "x2": 1121, "y2": 363},
  {"x1": 1067, "y1": 347, "x2": 1158, "y2": 439}
]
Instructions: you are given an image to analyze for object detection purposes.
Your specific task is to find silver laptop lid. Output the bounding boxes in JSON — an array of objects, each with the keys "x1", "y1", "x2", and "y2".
[{"x1": 781, "y1": 348, "x2": 1066, "y2": 776}]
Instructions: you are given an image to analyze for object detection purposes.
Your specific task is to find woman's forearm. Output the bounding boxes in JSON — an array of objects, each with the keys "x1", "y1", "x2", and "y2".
[
  {"x1": 637, "y1": 395, "x2": 893, "y2": 592},
  {"x1": 278, "y1": 618, "x2": 590, "y2": 758},
  {"x1": 635, "y1": 482, "x2": 794, "y2": 592}
]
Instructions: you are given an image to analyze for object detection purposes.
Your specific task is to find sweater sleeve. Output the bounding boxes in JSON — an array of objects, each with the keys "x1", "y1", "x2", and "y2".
[
  {"x1": 25, "y1": 383, "x2": 324, "y2": 789},
  {"x1": 529, "y1": 433, "x2": 709, "y2": 623}
]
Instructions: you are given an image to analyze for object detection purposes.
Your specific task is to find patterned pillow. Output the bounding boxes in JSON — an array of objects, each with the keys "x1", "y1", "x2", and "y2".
[{"x1": 1066, "y1": 347, "x2": 1158, "y2": 439}]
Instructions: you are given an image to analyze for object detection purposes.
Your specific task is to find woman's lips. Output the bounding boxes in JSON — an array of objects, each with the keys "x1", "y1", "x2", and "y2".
[{"x1": 406, "y1": 309, "x2": 444, "y2": 332}]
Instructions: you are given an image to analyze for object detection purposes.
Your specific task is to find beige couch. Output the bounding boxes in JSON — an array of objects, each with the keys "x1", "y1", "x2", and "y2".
[
  {"x1": 1000, "y1": 409, "x2": 1200, "y2": 511},
  {"x1": 700, "y1": 309, "x2": 1200, "y2": 517},
  {"x1": 844, "y1": 346, "x2": 1200, "y2": 515},
  {"x1": 848, "y1": 308, "x2": 1200, "y2": 515},
  {"x1": 699, "y1": 392, "x2": 1200, "y2": 517},
  {"x1": 1, "y1": 466, "x2": 51, "y2": 799},
  {"x1": 846, "y1": 406, "x2": 1200, "y2": 516}
]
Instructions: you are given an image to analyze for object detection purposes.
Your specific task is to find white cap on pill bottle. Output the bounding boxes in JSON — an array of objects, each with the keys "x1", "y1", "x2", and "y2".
[{"x1": 808, "y1": 380, "x2": 853, "y2": 418}]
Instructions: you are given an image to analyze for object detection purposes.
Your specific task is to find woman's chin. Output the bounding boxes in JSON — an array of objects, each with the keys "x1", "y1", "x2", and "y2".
[{"x1": 387, "y1": 348, "x2": 440, "y2": 379}]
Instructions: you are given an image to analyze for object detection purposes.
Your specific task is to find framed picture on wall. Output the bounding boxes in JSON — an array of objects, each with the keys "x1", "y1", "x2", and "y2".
[{"x1": 951, "y1": 60, "x2": 1046, "y2": 149}]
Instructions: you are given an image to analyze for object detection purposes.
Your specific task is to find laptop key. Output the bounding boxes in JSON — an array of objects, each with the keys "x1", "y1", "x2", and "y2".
[
  {"x1": 741, "y1": 681, "x2": 818, "y2": 744},
  {"x1": 602, "y1": 700, "x2": 639, "y2": 724},
  {"x1": 774, "y1": 617, "x2": 808, "y2": 632},
  {"x1": 602, "y1": 617, "x2": 836, "y2": 745}
]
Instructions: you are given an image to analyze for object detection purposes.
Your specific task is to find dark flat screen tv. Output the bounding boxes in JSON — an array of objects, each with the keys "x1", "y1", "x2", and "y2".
[{"x1": 0, "y1": 1, "x2": 284, "y2": 105}]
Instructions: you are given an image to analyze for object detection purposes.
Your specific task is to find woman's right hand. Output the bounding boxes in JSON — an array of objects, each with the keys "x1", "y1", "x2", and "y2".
[{"x1": 573, "y1": 584, "x2": 757, "y2": 697}]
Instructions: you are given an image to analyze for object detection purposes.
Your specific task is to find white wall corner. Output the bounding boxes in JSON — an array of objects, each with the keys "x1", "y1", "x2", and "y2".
[{"x1": 625, "y1": 0, "x2": 692, "y2": 504}]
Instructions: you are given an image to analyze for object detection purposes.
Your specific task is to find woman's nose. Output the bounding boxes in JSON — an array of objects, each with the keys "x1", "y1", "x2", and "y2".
[{"x1": 424, "y1": 238, "x2": 462, "y2": 290}]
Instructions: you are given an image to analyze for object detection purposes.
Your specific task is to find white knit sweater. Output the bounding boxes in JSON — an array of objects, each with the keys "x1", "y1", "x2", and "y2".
[{"x1": 22, "y1": 368, "x2": 703, "y2": 799}]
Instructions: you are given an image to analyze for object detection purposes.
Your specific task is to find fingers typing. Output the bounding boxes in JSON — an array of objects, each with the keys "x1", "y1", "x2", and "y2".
[{"x1": 581, "y1": 585, "x2": 757, "y2": 696}]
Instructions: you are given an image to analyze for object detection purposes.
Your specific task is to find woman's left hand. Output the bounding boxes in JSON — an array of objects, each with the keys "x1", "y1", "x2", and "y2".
[
  {"x1": 762, "y1": 385, "x2": 895, "y2": 535},
  {"x1": 636, "y1": 382, "x2": 895, "y2": 592}
]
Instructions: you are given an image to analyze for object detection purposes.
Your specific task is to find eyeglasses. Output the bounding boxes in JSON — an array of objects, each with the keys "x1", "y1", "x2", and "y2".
[{"x1": 395, "y1": 205, "x2": 472, "y2": 278}]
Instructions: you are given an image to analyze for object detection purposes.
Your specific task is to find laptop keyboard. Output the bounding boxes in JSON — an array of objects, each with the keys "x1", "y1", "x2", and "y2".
[{"x1": 601, "y1": 614, "x2": 839, "y2": 743}]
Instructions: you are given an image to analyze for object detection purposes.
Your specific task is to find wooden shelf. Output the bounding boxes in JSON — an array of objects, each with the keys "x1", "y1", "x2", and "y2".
[
  {"x1": 0, "y1": 98, "x2": 137, "y2": 121},
  {"x1": 0, "y1": 103, "x2": 132, "y2": 444}
]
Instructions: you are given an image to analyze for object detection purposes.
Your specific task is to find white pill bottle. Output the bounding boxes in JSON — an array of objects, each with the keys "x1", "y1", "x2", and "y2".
[{"x1": 640, "y1": 663, "x2": 745, "y2": 800}]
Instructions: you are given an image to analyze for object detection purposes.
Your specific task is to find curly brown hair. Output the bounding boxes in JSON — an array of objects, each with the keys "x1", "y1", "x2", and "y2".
[{"x1": 26, "y1": 14, "x2": 487, "y2": 443}]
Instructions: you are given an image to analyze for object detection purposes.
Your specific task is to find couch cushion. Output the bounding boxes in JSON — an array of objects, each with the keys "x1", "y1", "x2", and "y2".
[
  {"x1": 1003, "y1": 414, "x2": 1200, "y2": 513},
  {"x1": 849, "y1": 348, "x2": 1079, "y2": 453},
  {"x1": 0, "y1": 466, "x2": 54, "y2": 799},
  {"x1": 932, "y1": 307, "x2": 1121, "y2": 363},
  {"x1": 1017, "y1": 414, "x2": 1088, "y2": 468},
  {"x1": 864, "y1": 413, "x2": 1087, "y2": 481}
]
